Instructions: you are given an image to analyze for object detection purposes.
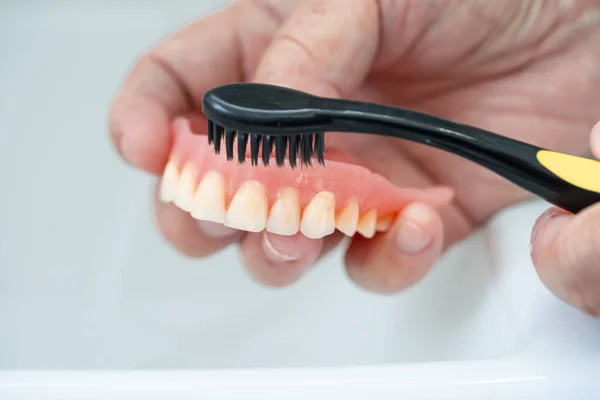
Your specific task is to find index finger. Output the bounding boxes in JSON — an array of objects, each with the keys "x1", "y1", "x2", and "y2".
[{"x1": 108, "y1": 3, "x2": 244, "y2": 175}]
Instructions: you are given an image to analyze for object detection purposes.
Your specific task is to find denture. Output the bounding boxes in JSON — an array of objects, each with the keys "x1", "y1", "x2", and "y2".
[{"x1": 160, "y1": 117, "x2": 454, "y2": 239}]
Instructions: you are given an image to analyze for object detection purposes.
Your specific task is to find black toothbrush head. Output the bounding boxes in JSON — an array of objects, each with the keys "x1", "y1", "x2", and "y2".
[{"x1": 202, "y1": 83, "x2": 328, "y2": 168}]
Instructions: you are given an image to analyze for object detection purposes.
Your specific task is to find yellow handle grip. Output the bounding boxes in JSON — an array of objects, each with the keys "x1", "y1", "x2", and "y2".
[{"x1": 536, "y1": 150, "x2": 600, "y2": 193}]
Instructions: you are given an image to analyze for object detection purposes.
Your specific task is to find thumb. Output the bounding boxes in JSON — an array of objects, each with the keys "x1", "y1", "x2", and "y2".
[
  {"x1": 530, "y1": 205, "x2": 600, "y2": 316},
  {"x1": 251, "y1": 0, "x2": 380, "y2": 98}
]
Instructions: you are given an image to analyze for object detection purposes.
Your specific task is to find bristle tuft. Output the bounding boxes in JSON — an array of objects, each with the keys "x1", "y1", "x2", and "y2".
[
  {"x1": 315, "y1": 132, "x2": 325, "y2": 165},
  {"x1": 250, "y1": 134, "x2": 260, "y2": 166},
  {"x1": 213, "y1": 124, "x2": 224, "y2": 154},
  {"x1": 205, "y1": 123, "x2": 325, "y2": 168},
  {"x1": 225, "y1": 129, "x2": 236, "y2": 161},
  {"x1": 275, "y1": 136, "x2": 287, "y2": 167},
  {"x1": 288, "y1": 135, "x2": 299, "y2": 168},
  {"x1": 237, "y1": 132, "x2": 248, "y2": 164},
  {"x1": 301, "y1": 134, "x2": 314, "y2": 167},
  {"x1": 262, "y1": 135, "x2": 273, "y2": 166},
  {"x1": 207, "y1": 120, "x2": 214, "y2": 145}
]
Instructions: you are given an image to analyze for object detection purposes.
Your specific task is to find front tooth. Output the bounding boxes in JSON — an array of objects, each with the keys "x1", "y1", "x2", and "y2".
[
  {"x1": 335, "y1": 200, "x2": 359, "y2": 236},
  {"x1": 266, "y1": 188, "x2": 300, "y2": 236},
  {"x1": 190, "y1": 171, "x2": 227, "y2": 223},
  {"x1": 357, "y1": 209, "x2": 377, "y2": 238},
  {"x1": 173, "y1": 163, "x2": 197, "y2": 212},
  {"x1": 225, "y1": 181, "x2": 268, "y2": 232},
  {"x1": 376, "y1": 214, "x2": 394, "y2": 232},
  {"x1": 300, "y1": 191, "x2": 335, "y2": 239},
  {"x1": 159, "y1": 160, "x2": 180, "y2": 203}
]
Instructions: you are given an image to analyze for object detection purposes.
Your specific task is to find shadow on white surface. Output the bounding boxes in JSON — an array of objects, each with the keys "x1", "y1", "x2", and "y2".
[{"x1": 0, "y1": 0, "x2": 599, "y2": 380}]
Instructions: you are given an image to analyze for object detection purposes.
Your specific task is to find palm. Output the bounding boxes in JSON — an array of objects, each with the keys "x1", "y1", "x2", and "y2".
[{"x1": 246, "y1": 0, "x2": 600, "y2": 244}]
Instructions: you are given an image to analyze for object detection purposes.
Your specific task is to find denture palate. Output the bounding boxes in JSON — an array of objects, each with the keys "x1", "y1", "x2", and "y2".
[{"x1": 160, "y1": 160, "x2": 395, "y2": 239}]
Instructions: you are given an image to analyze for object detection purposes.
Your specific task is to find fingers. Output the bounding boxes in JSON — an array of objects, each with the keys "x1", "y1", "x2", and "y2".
[
  {"x1": 530, "y1": 204, "x2": 600, "y2": 316},
  {"x1": 233, "y1": 0, "x2": 381, "y2": 284},
  {"x1": 240, "y1": 231, "x2": 345, "y2": 287},
  {"x1": 240, "y1": 233, "x2": 322, "y2": 287},
  {"x1": 115, "y1": 0, "x2": 383, "y2": 284},
  {"x1": 252, "y1": 0, "x2": 380, "y2": 97},
  {"x1": 345, "y1": 202, "x2": 444, "y2": 293},
  {"x1": 528, "y1": 121, "x2": 600, "y2": 316},
  {"x1": 108, "y1": 55, "x2": 186, "y2": 175},
  {"x1": 108, "y1": 4, "x2": 244, "y2": 175},
  {"x1": 154, "y1": 166, "x2": 345, "y2": 286},
  {"x1": 153, "y1": 181, "x2": 244, "y2": 257},
  {"x1": 589, "y1": 120, "x2": 600, "y2": 159}
]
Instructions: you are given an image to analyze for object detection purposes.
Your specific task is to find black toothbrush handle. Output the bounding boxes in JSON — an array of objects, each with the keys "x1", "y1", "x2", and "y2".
[
  {"x1": 201, "y1": 82, "x2": 600, "y2": 214},
  {"x1": 318, "y1": 98, "x2": 600, "y2": 213}
]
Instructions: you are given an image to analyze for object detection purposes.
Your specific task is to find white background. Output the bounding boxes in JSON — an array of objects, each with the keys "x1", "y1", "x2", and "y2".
[{"x1": 1, "y1": 1, "x2": 599, "y2": 398}]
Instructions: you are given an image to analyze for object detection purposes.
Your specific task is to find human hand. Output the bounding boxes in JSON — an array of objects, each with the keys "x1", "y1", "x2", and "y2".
[
  {"x1": 109, "y1": 0, "x2": 600, "y2": 303},
  {"x1": 530, "y1": 121, "x2": 600, "y2": 316}
]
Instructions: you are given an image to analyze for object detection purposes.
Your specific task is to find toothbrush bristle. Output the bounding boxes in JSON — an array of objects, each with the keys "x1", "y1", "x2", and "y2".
[
  {"x1": 213, "y1": 124, "x2": 224, "y2": 154},
  {"x1": 301, "y1": 133, "x2": 313, "y2": 167},
  {"x1": 315, "y1": 132, "x2": 325, "y2": 165},
  {"x1": 225, "y1": 128, "x2": 235, "y2": 161},
  {"x1": 250, "y1": 134, "x2": 260, "y2": 166},
  {"x1": 262, "y1": 135, "x2": 273, "y2": 166},
  {"x1": 207, "y1": 120, "x2": 214, "y2": 145},
  {"x1": 237, "y1": 132, "x2": 248, "y2": 164},
  {"x1": 205, "y1": 120, "x2": 325, "y2": 168},
  {"x1": 288, "y1": 135, "x2": 299, "y2": 168},
  {"x1": 275, "y1": 136, "x2": 287, "y2": 167}
]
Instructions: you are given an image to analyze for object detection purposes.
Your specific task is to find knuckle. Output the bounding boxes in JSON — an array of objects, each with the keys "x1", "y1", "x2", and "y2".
[
  {"x1": 107, "y1": 56, "x2": 152, "y2": 161},
  {"x1": 255, "y1": 33, "x2": 315, "y2": 83}
]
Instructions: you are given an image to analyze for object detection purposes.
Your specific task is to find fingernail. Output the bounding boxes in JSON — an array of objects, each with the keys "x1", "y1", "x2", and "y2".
[
  {"x1": 531, "y1": 208, "x2": 559, "y2": 249},
  {"x1": 531, "y1": 210, "x2": 569, "y2": 257},
  {"x1": 396, "y1": 204, "x2": 434, "y2": 254},
  {"x1": 262, "y1": 232, "x2": 302, "y2": 263},
  {"x1": 197, "y1": 220, "x2": 238, "y2": 238}
]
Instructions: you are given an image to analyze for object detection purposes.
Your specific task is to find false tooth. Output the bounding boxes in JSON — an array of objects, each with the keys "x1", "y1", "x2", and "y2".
[
  {"x1": 335, "y1": 200, "x2": 359, "y2": 236},
  {"x1": 174, "y1": 163, "x2": 197, "y2": 212},
  {"x1": 300, "y1": 191, "x2": 336, "y2": 239},
  {"x1": 159, "y1": 160, "x2": 180, "y2": 203},
  {"x1": 190, "y1": 171, "x2": 227, "y2": 223},
  {"x1": 357, "y1": 209, "x2": 377, "y2": 238},
  {"x1": 225, "y1": 181, "x2": 268, "y2": 232},
  {"x1": 376, "y1": 214, "x2": 394, "y2": 232},
  {"x1": 266, "y1": 188, "x2": 301, "y2": 236}
]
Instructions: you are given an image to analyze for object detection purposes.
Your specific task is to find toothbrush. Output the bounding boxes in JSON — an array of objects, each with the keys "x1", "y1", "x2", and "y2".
[{"x1": 200, "y1": 82, "x2": 600, "y2": 214}]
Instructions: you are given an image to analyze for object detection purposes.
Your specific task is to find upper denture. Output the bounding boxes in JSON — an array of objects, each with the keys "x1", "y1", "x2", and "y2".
[{"x1": 161, "y1": 116, "x2": 454, "y2": 239}]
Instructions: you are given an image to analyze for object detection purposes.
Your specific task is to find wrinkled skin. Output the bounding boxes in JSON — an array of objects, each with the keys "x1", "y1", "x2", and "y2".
[{"x1": 109, "y1": 0, "x2": 600, "y2": 314}]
